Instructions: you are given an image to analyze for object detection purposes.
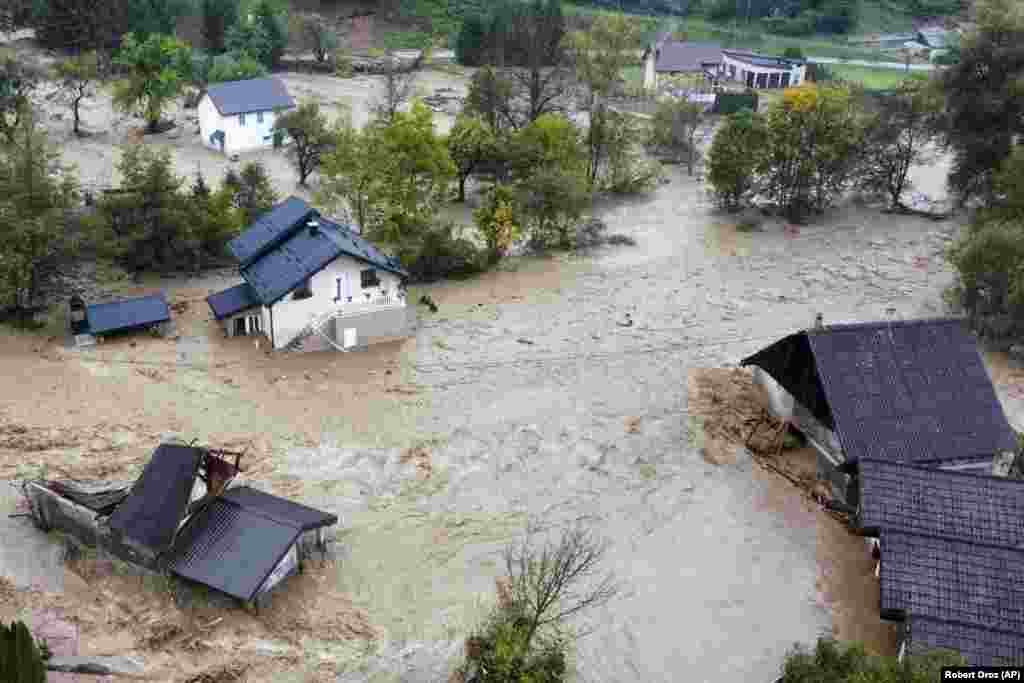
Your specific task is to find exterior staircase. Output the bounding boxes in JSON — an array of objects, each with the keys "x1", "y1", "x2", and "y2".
[{"x1": 280, "y1": 294, "x2": 406, "y2": 353}]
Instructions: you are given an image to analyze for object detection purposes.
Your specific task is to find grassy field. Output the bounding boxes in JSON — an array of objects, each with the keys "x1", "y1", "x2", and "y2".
[{"x1": 827, "y1": 63, "x2": 927, "y2": 89}]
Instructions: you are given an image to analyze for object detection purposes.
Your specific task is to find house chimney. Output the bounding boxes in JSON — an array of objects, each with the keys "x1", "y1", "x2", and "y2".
[
  {"x1": 307, "y1": 217, "x2": 320, "y2": 236},
  {"x1": 885, "y1": 307, "x2": 898, "y2": 321},
  {"x1": 814, "y1": 312, "x2": 823, "y2": 330}
]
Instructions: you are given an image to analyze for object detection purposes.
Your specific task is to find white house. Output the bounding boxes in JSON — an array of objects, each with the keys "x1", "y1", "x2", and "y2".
[
  {"x1": 720, "y1": 50, "x2": 806, "y2": 89},
  {"x1": 198, "y1": 77, "x2": 297, "y2": 157},
  {"x1": 207, "y1": 197, "x2": 411, "y2": 352}
]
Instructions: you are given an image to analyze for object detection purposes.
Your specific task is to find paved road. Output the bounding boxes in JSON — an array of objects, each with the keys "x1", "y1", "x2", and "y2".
[{"x1": 807, "y1": 56, "x2": 936, "y2": 71}]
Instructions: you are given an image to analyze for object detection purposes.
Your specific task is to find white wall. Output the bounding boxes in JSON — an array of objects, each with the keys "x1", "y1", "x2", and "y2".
[
  {"x1": 721, "y1": 54, "x2": 805, "y2": 88},
  {"x1": 644, "y1": 53, "x2": 656, "y2": 90},
  {"x1": 268, "y1": 253, "x2": 405, "y2": 349},
  {"x1": 198, "y1": 94, "x2": 293, "y2": 156}
]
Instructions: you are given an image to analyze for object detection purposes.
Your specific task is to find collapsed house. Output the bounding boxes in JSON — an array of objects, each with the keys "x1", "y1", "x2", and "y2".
[
  {"x1": 21, "y1": 443, "x2": 337, "y2": 607},
  {"x1": 850, "y1": 459, "x2": 1024, "y2": 666},
  {"x1": 741, "y1": 317, "x2": 1018, "y2": 504}
]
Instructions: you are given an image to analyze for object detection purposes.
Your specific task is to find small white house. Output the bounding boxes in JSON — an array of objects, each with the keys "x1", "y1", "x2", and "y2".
[
  {"x1": 207, "y1": 197, "x2": 411, "y2": 352},
  {"x1": 198, "y1": 77, "x2": 296, "y2": 157},
  {"x1": 720, "y1": 50, "x2": 806, "y2": 89}
]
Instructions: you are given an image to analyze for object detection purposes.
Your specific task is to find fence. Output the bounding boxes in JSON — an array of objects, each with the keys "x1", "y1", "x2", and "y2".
[{"x1": 713, "y1": 92, "x2": 759, "y2": 115}]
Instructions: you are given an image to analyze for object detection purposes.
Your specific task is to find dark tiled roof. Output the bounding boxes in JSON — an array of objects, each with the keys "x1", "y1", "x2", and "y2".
[
  {"x1": 743, "y1": 318, "x2": 1016, "y2": 466},
  {"x1": 908, "y1": 615, "x2": 1024, "y2": 667},
  {"x1": 723, "y1": 49, "x2": 804, "y2": 67},
  {"x1": 227, "y1": 196, "x2": 317, "y2": 267},
  {"x1": 206, "y1": 282, "x2": 261, "y2": 320},
  {"x1": 168, "y1": 487, "x2": 335, "y2": 602},
  {"x1": 205, "y1": 77, "x2": 296, "y2": 116},
  {"x1": 654, "y1": 41, "x2": 722, "y2": 73},
  {"x1": 222, "y1": 486, "x2": 337, "y2": 531},
  {"x1": 168, "y1": 497, "x2": 301, "y2": 602},
  {"x1": 879, "y1": 530, "x2": 1024, "y2": 632},
  {"x1": 85, "y1": 294, "x2": 170, "y2": 336},
  {"x1": 240, "y1": 216, "x2": 408, "y2": 306},
  {"x1": 108, "y1": 444, "x2": 203, "y2": 551},
  {"x1": 857, "y1": 459, "x2": 1024, "y2": 545}
]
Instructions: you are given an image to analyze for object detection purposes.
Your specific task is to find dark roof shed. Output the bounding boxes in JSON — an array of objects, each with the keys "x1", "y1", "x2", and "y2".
[
  {"x1": 204, "y1": 77, "x2": 296, "y2": 116},
  {"x1": 85, "y1": 294, "x2": 171, "y2": 336},
  {"x1": 206, "y1": 282, "x2": 262, "y2": 320}
]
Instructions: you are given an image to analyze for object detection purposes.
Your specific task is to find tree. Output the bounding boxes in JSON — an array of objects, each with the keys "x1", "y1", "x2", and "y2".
[
  {"x1": 939, "y1": 0, "x2": 1024, "y2": 206},
  {"x1": 30, "y1": 0, "x2": 130, "y2": 53},
  {"x1": 0, "y1": 109, "x2": 78, "y2": 313},
  {"x1": 707, "y1": 107, "x2": 767, "y2": 211},
  {"x1": 53, "y1": 51, "x2": 100, "y2": 136},
  {"x1": 371, "y1": 55, "x2": 417, "y2": 123},
  {"x1": 111, "y1": 32, "x2": 192, "y2": 133},
  {"x1": 0, "y1": 620, "x2": 47, "y2": 683},
  {"x1": 303, "y1": 14, "x2": 338, "y2": 63},
  {"x1": 0, "y1": 51, "x2": 42, "y2": 144},
  {"x1": 272, "y1": 102, "x2": 335, "y2": 186},
  {"x1": 473, "y1": 183, "x2": 520, "y2": 264},
  {"x1": 759, "y1": 84, "x2": 865, "y2": 221},
  {"x1": 502, "y1": 0, "x2": 571, "y2": 128},
  {"x1": 779, "y1": 637, "x2": 965, "y2": 682},
  {"x1": 857, "y1": 79, "x2": 941, "y2": 210},
  {"x1": 464, "y1": 65, "x2": 517, "y2": 133},
  {"x1": 225, "y1": 0, "x2": 288, "y2": 69},
  {"x1": 223, "y1": 161, "x2": 278, "y2": 226},
  {"x1": 188, "y1": 172, "x2": 243, "y2": 264},
  {"x1": 200, "y1": 0, "x2": 239, "y2": 54},
  {"x1": 207, "y1": 51, "x2": 267, "y2": 83},
  {"x1": 317, "y1": 117, "x2": 386, "y2": 233},
  {"x1": 455, "y1": 12, "x2": 488, "y2": 67},
  {"x1": 447, "y1": 114, "x2": 498, "y2": 202},
  {"x1": 126, "y1": 0, "x2": 192, "y2": 41},
  {"x1": 782, "y1": 46, "x2": 805, "y2": 59},
  {"x1": 649, "y1": 97, "x2": 705, "y2": 174}
]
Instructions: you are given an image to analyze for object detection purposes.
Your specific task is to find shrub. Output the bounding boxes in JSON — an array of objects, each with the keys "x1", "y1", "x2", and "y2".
[
  {"x1": 397, "y1": 221, "x2": 483, "y2": 282},
  {"x1": 0, "y1": 620, "x2": 48, "y2": 683},
  {"x1": 382, "y1": 30, "x2": 433, "y2": 51},
  {"x1": 333, "y1": 50, "x2": 354, "y2": 77}
]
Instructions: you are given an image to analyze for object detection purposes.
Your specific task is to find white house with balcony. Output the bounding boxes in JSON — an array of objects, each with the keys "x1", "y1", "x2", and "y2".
[
  {"x1": 206, "y1": 197, "x2": 411, "y2": 353},
  {"x1": 720, "y1": 50, "x2": 806, "y2": 90},
  {"x1": 198, "y1": 77, "x2": 296, "y2": 157}
]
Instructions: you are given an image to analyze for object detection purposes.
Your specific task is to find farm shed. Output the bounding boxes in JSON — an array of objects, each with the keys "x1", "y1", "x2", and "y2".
[
  {"x1": 741, "y1": 317, "x2": 1018, "y2": 503},
  {"x1": 207, "y1": 196, "x2": 411, "y2": 352},
  {"x1": 198, "y1": 77, "x2": 296, "y2": 156},
  {"x1": 81, "y1": 293, "x2": 171, "y2": 338}
]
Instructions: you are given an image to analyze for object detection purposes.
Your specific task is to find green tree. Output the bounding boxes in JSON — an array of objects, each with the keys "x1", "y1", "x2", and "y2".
[
  {"x1": 0, "y1": 620, "x2": 47, "y2": 683},
  {"x1": 464, "y1": 65, "x2": 517, "y2": 133},
  {"x1": 29, "y1": 0, "x2": 129, "y2": 53},
  {"x1": 455, "y1": 12, "x2": 488, "y2": 66},
  {"x1": 648, "y1": 97, "x2": 705, "y2": 174},
  {"x1": 111, "y1": 32, "x2": 192, "y2": 133},
  {"x1": 938, "y1": 0, "x2": 1024, "y2": 206},
  {"x1": 223, "y1": 161, "x2": 278, "y2": 226},
  {"x1": 316, "y1": 118, "x2": 386, "y2": 233},
  {"x1": 0, "y1": 51, "x2": 41, "y2": 145},
  {"x1": 53, "y1": 51, "x2": 101, "y2": 136},
  {"x1": 447, "y1": 114, "x2": 498, "y2": 202},
  {"x1": 779, "y1": 637, "x2": 965, "y2": 682},
  {"x1": 707, "y1": 108, "x2": 767, "y2": 211},
  {"x1": 188, "y1": 172, "x2": 243, "y2": 263},
  {"x1": 272, "y1": 101, "x2": 336, "y2": 186},
  {"x1": 126, "y1": 0, "x2": 192, "y2": 41},
  {"x1": 226, "y1": 0, "x2": 288, "y2": 69},
  {"x1": 759, "y1": 83, "x2": 865, "y2": 222},
  {"x1": 201, "y1": 0, "x2": 239, "y2": 53},
  {"x1": 857, "y1": 79, "x2": 942, "y2": 210},
  {"x1": 207, "y1": 51, "x2": 267, "y2": 82},
  {"x1": 0, "y1": 109, "x2": 79, "y2": 313}
]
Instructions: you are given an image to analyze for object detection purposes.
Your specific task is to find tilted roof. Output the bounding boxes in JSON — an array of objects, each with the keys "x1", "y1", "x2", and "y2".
[
  {"x1": 742, "y1": 318, "x2": 1017, "y2": 466},
  {"x1": 204, "y1": 77, "x2": 296, "y2": 116},
  {"x1": 723, "y1": 49, "x2": 804, "y2": 67},
  {"x1": 907, "y1": 615, "x2": 1024, "y2": 667},
  {"x1": 85, "y1": 294, "x2": 170, "y2": 336},
  {"x1": 879, "y1": 530, "x2": 1024, "y2": 633},
  {"x1": 108, "y1": 444, "x2": 203, "y2": 552},
  {"x1": 206, "y1": 282, "x2": 261, "y2": 320},
  {"x1": 653, "y1": 41, "x2": 722, "y2": 73},
  {"x1": 231, "y1": 198, "x2": 408, "y2": 307},
  {"x1": 857, "y1": 459, "x2": 1024, "y2": 546},
  {"x1": 167, "y1": 486, "x2": 336, "y2": 602}
]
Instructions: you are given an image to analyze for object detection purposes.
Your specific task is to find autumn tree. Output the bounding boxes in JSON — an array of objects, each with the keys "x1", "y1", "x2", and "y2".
[
  {"x1": 707, "y1": 107, "x2": 768, "y2": 211},
  {"x1": 447, "y1": 114, "x2": 499, "y2": 202},
  {"x1": 857, "y1": 79, "x2": 942, "y2": 210},
  {"x1": 111, "y1": 32, "x2": 192, "y2": 133},
  {"x1": 472, "y1": 183, "x2": 519, "y2": 264},
  {"x1": 938, "y1": 0, "x2": 1024, "y2": 206},
  {"x1": 272, "y1": 102, "x2": 336, "y2": 186},
  {"x1": 648, "y1": 98, "x2": 705, "y2": 175},
  {"x1": 53, "y1": 51, "x2": 101, "y2": 136},
  {"x1": 0, "y1": 109, "x2": 79, "y2": 313}
]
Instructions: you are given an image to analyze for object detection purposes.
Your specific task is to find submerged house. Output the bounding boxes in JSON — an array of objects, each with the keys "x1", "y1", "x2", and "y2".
[
  {"x1": 198, "y1": 77, "x2": 296, "y2": 157},
  {"x1": 850, "y1": 459, "x2": 1024, "y2": 665},
  {"x1": 23, "y1": 443, "x2": 337, "y2": 607},
  {"x1": 206, "y1": 196, "x2": 411, "y2": 352},
  {"x1": 741, "y1": 317, "x2": 1018, "y2": 503}
]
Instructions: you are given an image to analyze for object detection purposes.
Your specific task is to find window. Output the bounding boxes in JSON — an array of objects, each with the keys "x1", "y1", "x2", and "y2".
[
  {"x1": 233, "y1": 317, "x2": 247, "y2": 336},
  {"x1": 249, "y1": 315, "x2": 262, "y2": 333},
  {"x1": 293, "y1": 278, "x2": 313, "y2": 300},
  {"x1": 257, "y1": 111, "x2": 264, "y2": 124},
  {"x1": 239, "y1": 113, "x2": 246, "y2": 126},
  {"x1": 360, "y1": 269, "x2": 380, "y2": 289}
]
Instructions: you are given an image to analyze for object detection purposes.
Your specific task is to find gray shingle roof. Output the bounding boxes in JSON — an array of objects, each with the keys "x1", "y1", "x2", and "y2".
[
  {"x1": 108, "y1": 444, "x2": 203, "y2": 552},
  {"x1": 204, "y1": 77, "x2": 296, "y2": 116},
  {"x1": 723, "y1": 49, "x2": 804, "y2": 67},
  {"x1": 879, "y1": 530, "x2": 1024, "y2": 632},
  {"x1": 232, "y1": 198, "x2": 408, "y2": 306},
  {"x1": 653, "y1": 41, "x2": 722, "y2": 73},
  {"x1": 857, "y1": 459, "x2": 1024, "y2": 546},
  {"x1": 206, "y1": 282, "x2": 261, "y2": 320},
  {"x1": 85, "y1": 293, "x2": 170, "y2": 336},
  {"x1": 742, "y1": 318, "x2": 1017, "y2": 466},
  {"x1": 908, "y1": 615, "x2": 1024, "y2": 667}
]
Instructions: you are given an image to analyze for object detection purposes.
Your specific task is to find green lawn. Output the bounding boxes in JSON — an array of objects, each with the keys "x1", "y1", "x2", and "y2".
[{"x1": 827, "y1": 64, "x2": 927, "y2": 89}]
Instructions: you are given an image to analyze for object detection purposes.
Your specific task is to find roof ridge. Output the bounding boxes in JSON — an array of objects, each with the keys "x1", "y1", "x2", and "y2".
[
  {"x1": 806, "y1": 316, "x2": 967, "y2": 333},
  {"x1": 882, "y1": 527, "x2": 1024, "y2": 553},
  {"x1": 859, "y1": 458, "x2": 1024, "y2": 484}
]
